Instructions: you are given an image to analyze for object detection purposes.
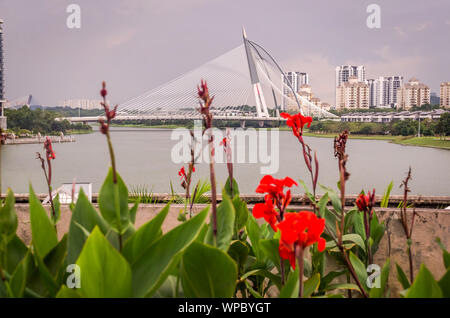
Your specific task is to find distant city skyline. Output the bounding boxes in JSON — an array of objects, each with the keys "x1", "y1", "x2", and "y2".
[{"x1": 0, "y1": 0, "x2": 449, "y2": 106}]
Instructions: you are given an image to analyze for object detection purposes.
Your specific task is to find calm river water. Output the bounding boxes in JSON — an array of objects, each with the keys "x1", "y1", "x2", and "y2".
[{"x1": 1, "y1": 127, "x2": 449, "y2": 196}]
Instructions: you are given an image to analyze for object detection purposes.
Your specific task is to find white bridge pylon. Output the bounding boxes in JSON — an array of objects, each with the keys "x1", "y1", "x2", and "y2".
[{"x1": 117, "y1": 30, "x2": 337, "y2": 120}]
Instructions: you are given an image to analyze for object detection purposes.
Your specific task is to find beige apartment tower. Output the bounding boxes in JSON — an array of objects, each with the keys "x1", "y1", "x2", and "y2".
[
  {"x1": 396, "y1": 78, "x2": 430, "y2": 110},
  {"x1": 440, "y1": 82, "x2": 450, "y2": 109},
  {"x1": 336, "y1": 76, "x2": 370, "y2": 110}
]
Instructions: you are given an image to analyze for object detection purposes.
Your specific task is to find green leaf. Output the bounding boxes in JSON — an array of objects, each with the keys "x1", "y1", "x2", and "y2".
[
  {"x1": 370, "y1": 213, "x2": 385, "y2": 255},
  {"x1": 303, "y1": 273, "x2": 320, "y2": 298},
  {"x1": 129, "y1": 199, "x2": 140, "y2": 225},
  {"x1": 342, "y1": 234, "x2": 366, "y2": 252},
  {"x1": 279, "y1": 267, "x2": 299, "y2": 298},
  {"x1": 67, "y1": 188, "x2": 109, "y2": 265},
  {"x1": 181, "y1": 242, "x2": 237, "y2": 298},
  {"x1": 246, "y1": 215, "x2": 265, "y2": 261},
  {"x1": 228, "y1": 240, "x2": 249, "y2": 273},
  {"x1": 369, "y1": 258, "x2": 390, "y2": 298},
  {"x1": 396, "y1": 263, "x2": 411, "y2": 290},
  {"x1": 319, "y1": 270, "x2": 346, "y2": 291},
  {"x1": 438, "y1": 268, "x2": 450, "y2": 298},
  {"x1": 32, "y1": 234, "x2": 68, "y2": 297},
  {"x1": 132, "y1": 207, "x2": 208, "y2": 297},
  {"x1": 241, "y1": 269, "x2": 282, "y2": 290},
  {"x1": 0, "y1": 189, "x2": 18, "y2": 245},
  {"x1": 349, "y1": 251, "x2": 369, "y2": 294},
  {"x1": 5, "y1": 235, "x2": 28, "y2": 273},
  {"x1": 9, "y1": 252, "x2": 33, "y2": 298},
  {"x1": 405, "y1": 264, "x2": 442, "y2": 298},
  {"x1": 52, "y1": 193, "x2": 61, "y2": 225},
  {"x1": 326, "y1": 283, "x2": 361, "y2": 291},
  {"x1": 317, "y1": 192, "x2": 329, "y2": 218},
  {"x1": 435, "y1": 237, "x2": 450, "y2": 269},
  {"x1": 260, "y1": 239, "x2": 282, "y2": 269},
  {"x1": 320, "y1": 185, "x2": 342, "y2": 213},
  {"x1": 122, "y1": 203, "x2": 170, "y2": 264},
  {"x1": 380, "y1": 181, "x2": 394, "y2": 208},
  {"x1": 56, "y1": 286, "x2": 82, "y2": 298},
  {"x1": 76, "y1": 227, "x2": 132, "y2": 298},
  {"x1": 244, "y1": 281, "x2": 263, "y2": 298},
  {"x1": 29, "y1": 184, "x2": 58, "y2": 258},
  {"x1": 352, "y1": 211, "x2": 366, "y2": 241},
  {"x1": 224, "y1": 177, "x2": 240, "y2": 198},
  {"x1": 232, "y1": 196, "x2": 248, "y2": 236},
  {"x1": 205, "y1": 190, "x2": 235, "y2": 251},
  {"x1": 153, "y1": 275, "x2": 181, "y2": 298},
  {"x1": 98, "y1": 168, "x2": 130, "y2": 233}
]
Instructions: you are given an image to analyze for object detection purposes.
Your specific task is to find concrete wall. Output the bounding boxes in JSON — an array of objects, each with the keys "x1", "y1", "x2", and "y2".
[{"x1": 14, "y1": 204, "x2": 449, "y2": 297}]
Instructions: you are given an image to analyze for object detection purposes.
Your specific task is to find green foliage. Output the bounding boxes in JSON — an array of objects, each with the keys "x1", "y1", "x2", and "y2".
[
  {"x1": 181, "y1": 242, "x2": 237, "y2": 298},
  {"x1": 5, "y1": 106, "x2": 92, "y2": 135}
]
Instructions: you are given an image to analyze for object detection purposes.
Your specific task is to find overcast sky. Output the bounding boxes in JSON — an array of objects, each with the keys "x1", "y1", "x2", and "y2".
[{"x1": 1, "y1": 0, "x2": 449, "y2": 106}]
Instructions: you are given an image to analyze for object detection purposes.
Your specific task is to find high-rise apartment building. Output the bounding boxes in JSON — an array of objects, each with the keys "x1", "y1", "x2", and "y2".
[
  {"x1": 282, "y1": 71, "x2": 309, "y2": 110},
  {"x1": 366, "y1": 79, "x2": 377, "y2": 108},
  {"x1": 440, "y1": 82, "x2": 450, "y2": 109},
  {"x1": 335, "y1": 66, "x2": 365, "y2": 107},
  {"x1": 396, "y1": 78, "x2": 430, "y2": 110},
  {"x1": 336, "y1": 76, "x2": 370, "y2": 110}
]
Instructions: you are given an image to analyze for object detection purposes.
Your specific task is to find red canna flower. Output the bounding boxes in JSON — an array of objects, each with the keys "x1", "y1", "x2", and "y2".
[
  {"x1": 252, "y1": 195, "x2": 279, "y2": 232},
  {"x1": 220, "y1": 137, "x2": 228, "y2": 148},
  {"x1": 197, "y1": 79, "x2": 209, "y2": 100},
  {"x1": 255, "y1": 175, "x2": 297, "y2": 205},
  {"x1": 277, "y1": 212, "x2": 326, "y2": 269},
  {"x1": 100, "y1": 81, "x2": 108, "y2": 98},
  {"x1": 356, "y1": 193, "x2": 370, "y2": 212},
  {"x1": 280, "y1": 112, "x2": 313, "y2": 138},
  {"x1": 44, "y1": 137, "x2": 56, "y2": 160}
]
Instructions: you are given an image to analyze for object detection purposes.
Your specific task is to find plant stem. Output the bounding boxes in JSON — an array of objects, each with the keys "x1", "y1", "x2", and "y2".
[
  {"x1": 208, "y1": 130, "x2": 218, "y2": 244},
  {"x1": 106, "y1": 131, "x2": 117, "y2": 184},
  {"x1": 296, "y1": 244, "x2": 304, "y2": 298}
]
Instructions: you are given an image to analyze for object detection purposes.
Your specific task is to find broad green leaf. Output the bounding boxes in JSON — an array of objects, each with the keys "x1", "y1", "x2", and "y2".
[
  {"x1": 317, "y1": 192, "x2": 329, "y2": 218},
  {"x1": 67, "y1": 188, "x2": 109, "y2": 265},
  {"x1": 232, "y1": 196, "x2": 248, "y2": 235},
  {"x1": 260, "y1": 239, "x2": 282, "y2": 269},
  {"x1": 320, "y1": 185, "x2": 342, "y2": 213},
  {"x1": 405, "y1": 264, "x2": 442, "y2": 298},
  {"x1": 241, "y1": 269, "x2": 281, "y2": 290},
  {"x1": 349, "y1": 251, "x2": 369, "y2": 294},
  {"x1": 228, "y1": 240, "x2": 249, "y2": 273},
  {"x1": 326, "y1": 283, "x2": 361, "y2": 291},
  {"x1": 181, "y1": 242, "x2": 238, "y2": 298},
  {"x1": 279, "y1": 267, "x2": 299, "y2": 298},
  {"x1": 205, "y1": 190, "x2": 235, "y2": 251},
  {"x1": 129, "y1": 199, "x2": 140, "y2": 225},
  {"x1": 52, "y1": 193, "x2": 61, "y2": 225},
  {"x1": 381, "y1": 181, "x2": 394, "y2": 208},
  {"x1": 98, "y1": 168, "x2": 130, "y2": 233},
  {"x1": 435, "y1": 237, "x2": 450, "y2": 269},
  {"x1": 438, "y1": 268, "x2": 450, "y2": 298},
  {"x1": 76, "y1": 227, "x2": 132, "y2": 298},
  {"x1": 153, "y1": 275, "x2": 181, "y2": 298},
  {"x1": 370, "y1": 213, "x2": 385, "y2": 255},
  {"x1": 352, "y1": 211, "x2": 366, "y2": 241},
  {"x1": 396, "y1": 263, "x2": 411, "y2": 290},
  {"x1": 32, "y1": 234, "x2": 68, "y2": 297},
  {"x1": 319, "y1": 270, "x2": 346, "y2": 291},
  {"x1": 303, "y1": 273, "x2": 320, "y2": 298},
  {"x1": 9, "y1": 252, "x2": 33, "y2": 298},
  {"x1": 29, "y1": 184, "x2": 58, "y2": 258},
  {"x1": 246, "y1": 215, "x2": 264, "y2": 261},
  {"x1": 5, "y1": 235, "x2": 28, "y2": 273},
  {"x1": 342, "y1": 234, "x2": 366, "y2": 252},
  {"x1": 0, "y1": 189, "x2": 18, "y2": 244},
  {"x1": 132, "y1": 207, "x2": 208, "y2": 297},
  {"x1": 369, "y1": 258, "x2": 390, "y2": 298},
  {"x1": 224, "y1": 177, "x2": 240, "y2": 198},
  {"x1": 56, "y1": 286, "x2": 82, "y2": 298},
  {"x1": 122, "y1": 203, "x2": 170, "y2": 264}
]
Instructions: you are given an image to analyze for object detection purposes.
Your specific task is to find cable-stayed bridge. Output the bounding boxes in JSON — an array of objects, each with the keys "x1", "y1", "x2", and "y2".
[{"x1": 65, "y1": 29, "x2": 337, "y2": 124}]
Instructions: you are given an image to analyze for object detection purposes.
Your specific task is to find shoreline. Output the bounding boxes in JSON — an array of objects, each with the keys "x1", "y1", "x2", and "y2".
[{"x1": 109, "y1": 123, "x2": 450, "y2": 150}]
